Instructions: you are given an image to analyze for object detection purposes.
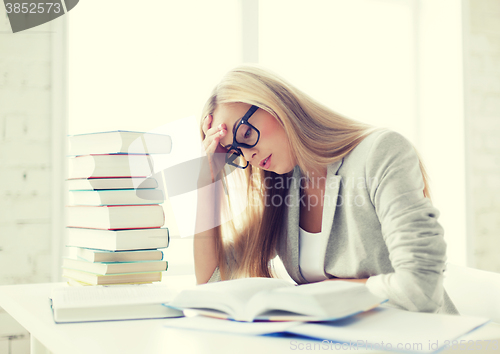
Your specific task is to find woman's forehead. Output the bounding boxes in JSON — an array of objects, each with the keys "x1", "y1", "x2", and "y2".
[{"x1": 213, "y1": 103, "x2": 251, "y2": 124}]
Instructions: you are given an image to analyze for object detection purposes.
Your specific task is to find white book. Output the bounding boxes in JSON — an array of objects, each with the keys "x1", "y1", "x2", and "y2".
[
  {"x1": 68, "y1": 154, "x2": 154, "y2": 179},
  {"x1": 66, "y1": 227, "x2": 169, "y2": 251},
  {"x1": 62, "y1": 258, "x2": 168, "y2": 275},
  {"x1": 50, "y1": 284, "x2": 183, "y2": 323},
  {"x1": 167, "y1": 277, "x2": 387, "y2": 322},
  {"x1": 68, "y1": 130, "x2": 172, "y2": 156},
  {"x1": 62, "y1": 268, "x2": 163, "y2": 285},
  {"x1": 67, "y1": 205, "x2": 164, "y2": 230},
  {"x1": 68, "y1": 248, "x2": 164, "y2": 262},
  {"x1": 67, "y1": 177, "x2": 158, "y2": 191},
  {"x1": 68, "y1": 189, "x2": 164, "y2": 206}
]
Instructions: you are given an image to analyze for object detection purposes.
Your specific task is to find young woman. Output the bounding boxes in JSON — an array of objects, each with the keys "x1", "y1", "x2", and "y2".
[{"x1": 194, "y1": 65, "x2": 458, "y2": 314}]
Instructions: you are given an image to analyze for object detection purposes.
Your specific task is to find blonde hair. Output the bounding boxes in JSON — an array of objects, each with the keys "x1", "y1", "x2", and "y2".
[{"x1": 200, "y1": 64, "x2": 432, "y2": 280}]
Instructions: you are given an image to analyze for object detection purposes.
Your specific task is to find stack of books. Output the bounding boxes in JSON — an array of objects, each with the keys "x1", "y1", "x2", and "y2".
[{"x1": 63, "y1": 130, "x2": 172, "y2": 286}]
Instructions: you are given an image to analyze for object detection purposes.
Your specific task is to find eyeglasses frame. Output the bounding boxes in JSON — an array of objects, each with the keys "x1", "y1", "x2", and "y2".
[{"x1": 224, "y1": 105, "x2": 260, "y2": 169}]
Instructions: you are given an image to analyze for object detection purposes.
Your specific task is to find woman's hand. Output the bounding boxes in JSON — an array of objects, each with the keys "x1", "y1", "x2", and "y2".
[{"x1": 200, "y1": 114, "x2": 228, "y2": 185}]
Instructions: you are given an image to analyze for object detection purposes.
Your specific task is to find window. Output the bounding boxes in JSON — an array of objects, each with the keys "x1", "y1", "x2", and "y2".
[
  {"x1": 67, "y1": 0, "x2": 244, "y2": 275},
  {"x1": 66, "y1": 0, "x2": 466, "y2": 276},
  {"x1": 259, "y1": 0, "x2": 418, "y2": 141}
]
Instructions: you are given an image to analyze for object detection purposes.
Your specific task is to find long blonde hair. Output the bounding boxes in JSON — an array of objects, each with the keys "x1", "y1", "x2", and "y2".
[{"x1": 200, "y1": 64, "x2": 432, "y2": 280}]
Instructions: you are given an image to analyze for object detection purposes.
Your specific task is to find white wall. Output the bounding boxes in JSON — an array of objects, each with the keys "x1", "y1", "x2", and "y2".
[
  {"x1": 464, "y1": 0, "x2": 500, "y2": 272},
  {"x1": 0, "y1": 6, "x2": 57, "y2": 352}
]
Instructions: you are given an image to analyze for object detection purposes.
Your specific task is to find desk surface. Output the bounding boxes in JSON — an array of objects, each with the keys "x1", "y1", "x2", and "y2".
[
  {"x1": 0, "y1": 277, "x2": 322, "y2": 354},
  {"x1": 1, "y1": 278, "x2": 499, "y2": 354}
]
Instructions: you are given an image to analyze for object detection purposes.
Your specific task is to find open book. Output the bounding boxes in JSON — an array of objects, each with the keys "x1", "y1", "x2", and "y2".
[{"x1": 166, "y1": 277, "x2": 387, "y2": 322}]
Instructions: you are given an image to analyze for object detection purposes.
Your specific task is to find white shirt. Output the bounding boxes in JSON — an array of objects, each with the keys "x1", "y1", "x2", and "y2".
[{"x1": 298, "y1": 226, "x2": 330, "y2": 282}]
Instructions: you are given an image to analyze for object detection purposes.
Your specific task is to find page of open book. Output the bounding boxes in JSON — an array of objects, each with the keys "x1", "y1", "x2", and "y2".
[
  {"x1": 171, "y1": 277, "x2": 295, "y2": 319},
  {"x1": 243, "y1": 281, "x2": 381, "y2": 322}
]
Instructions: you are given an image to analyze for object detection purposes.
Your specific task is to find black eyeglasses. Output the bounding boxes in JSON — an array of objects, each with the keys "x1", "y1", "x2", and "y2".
[{"x1": 224, "y1": 105, "x2": 260, "y2": 169}]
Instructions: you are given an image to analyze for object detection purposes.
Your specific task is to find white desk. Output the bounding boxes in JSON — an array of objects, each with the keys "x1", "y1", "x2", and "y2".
[
  {"x1": 0, "y1": 277, "x2": 322, "y2": 354},
  {"x1": 1, "y1": 277, "x2": 499, "y2": 354}
]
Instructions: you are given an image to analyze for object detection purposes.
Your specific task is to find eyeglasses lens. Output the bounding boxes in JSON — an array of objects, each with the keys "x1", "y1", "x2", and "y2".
[
  {"x1": 235, "y1": 124, "x2": 258, "y2": 146},
  {"x1": 227, "y1": 148, "x2": 247, "y2": 168}
]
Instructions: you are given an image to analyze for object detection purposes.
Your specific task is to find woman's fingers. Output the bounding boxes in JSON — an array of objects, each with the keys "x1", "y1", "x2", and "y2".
[
  {"x1": 200, "y1": 116, "x2": 229, "y2": 183},
  {"x1": 203, "y1": 114, "x2": 226, "y2": 133},
  {"x1": 209, "y1": 137, "x2": 220, "y2": 152},
  {"x1": 206, "y1": 126, "x2": 221, "y2": 137},
  {"x1": 203, "y1": 134, "x2": 219, "y2": 151},
  {"x1": 202, "y1": 115, "x2": 212, "y2": 135},
  {"x1": 206, "y1": 121, "x2": 227, "y2": 135},
  {"x1": 203, "y1": 122, "x2": 227, "y2": 152}
]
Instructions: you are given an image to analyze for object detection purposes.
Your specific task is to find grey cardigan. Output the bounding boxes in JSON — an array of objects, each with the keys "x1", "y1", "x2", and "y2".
[{"x1": 208, "y1": 129, "x2": 459, "y2": 315}]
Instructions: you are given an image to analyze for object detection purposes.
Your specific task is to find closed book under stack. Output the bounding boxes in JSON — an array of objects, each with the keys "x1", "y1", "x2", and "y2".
[{"x1": 64, "y1": 130, "x2": 172, "y2": 286}]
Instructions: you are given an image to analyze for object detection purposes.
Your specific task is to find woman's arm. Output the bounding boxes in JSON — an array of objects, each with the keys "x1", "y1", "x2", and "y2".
[
  {"x1": 363, "y1": 130, "x2": 447, "y2": 313},
  {"x1": 194, "y1": 115, "x2": 227, "y2": 284},
  {"x1": 193, "y1": 166, "x2": 239, "y2": 284},
  {"x1": 193, "y1": 180, "x2": 219, "y2": 285},
  {"x1": 194, "y1": 165, "x2": 240, "y2": 284}
]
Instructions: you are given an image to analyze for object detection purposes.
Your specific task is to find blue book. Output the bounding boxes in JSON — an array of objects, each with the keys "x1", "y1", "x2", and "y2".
[{"x1": 62, "y1": 257, "x2": 168, "y2": 275}]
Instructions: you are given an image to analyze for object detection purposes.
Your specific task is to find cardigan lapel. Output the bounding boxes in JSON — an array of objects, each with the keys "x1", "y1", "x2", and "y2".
[
  {"x1": 280, "y1": 159, "x2": 343, "y2": 284},
  {"x1": 280, "y1": 166, "x2": 304, "y2": 284},
  {"x1": 321, "y1": 162, "x2": 343, "y2": 249}
]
